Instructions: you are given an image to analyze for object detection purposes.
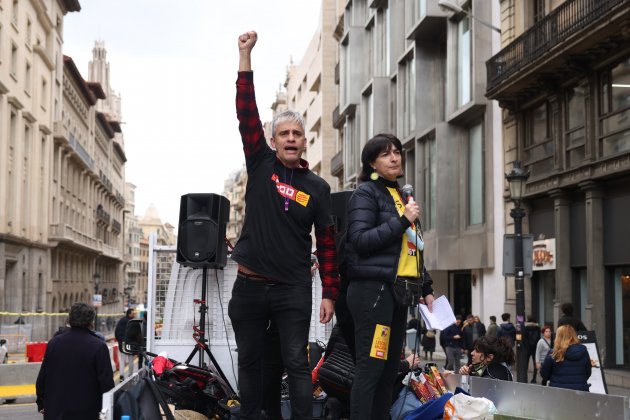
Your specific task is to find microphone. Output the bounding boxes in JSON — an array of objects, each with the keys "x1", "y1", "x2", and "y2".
[
  {"x1": 401, "y1": 184, "x2": 422, "y2": 231},
  {"x1": 401, "y1": 184, "x2": 415, "y2": 203}
]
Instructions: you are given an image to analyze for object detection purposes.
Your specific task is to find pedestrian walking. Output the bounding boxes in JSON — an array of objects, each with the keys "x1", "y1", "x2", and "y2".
[
  {"x1": 420, "y1": 326, "x2": 436, "y2": 361},
  {"x1": 497, "y1": 312, "x2": 516, "y2": 347},
  {"x1": 524, "y1": 316, "x2": 541, "y2": 383},
  {"x1": 486, "y1": 315, "x2": 498, "y2": 338},
  {"x1": 443, "y1": 316, "x2": 464, "y2": 372},
  {"x1": 115, "y1": 308, "x2": 135, "y2": 380},
  {"x1": 536, "y1": 325, "x2": 553, "y2": 386},
  {"x1": 35, "y1": 302, "x2": 114, "y2": 419},
  {"x1": 557, "y1": 302, "x2": 587, "y2": 332},
  {"x1": 0, "y1": 339, "x2": 8, "y2": 364}
]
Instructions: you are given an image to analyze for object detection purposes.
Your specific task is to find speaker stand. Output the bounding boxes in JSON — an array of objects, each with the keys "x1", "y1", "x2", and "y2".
[{"x1": 185, "y1": 267, "x2": 236, "y2": 396}]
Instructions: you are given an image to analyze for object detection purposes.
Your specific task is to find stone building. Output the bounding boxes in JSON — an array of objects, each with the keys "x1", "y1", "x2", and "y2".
[
  {"x1": 488, "y1": 0, "x2": 630, "y2": 371},
  {"x1": 331, "y1": 0, "x2": 505, "y2": 321},
  {"x1": 0, "y1": 0, "x2": 81, "y2": 340}
]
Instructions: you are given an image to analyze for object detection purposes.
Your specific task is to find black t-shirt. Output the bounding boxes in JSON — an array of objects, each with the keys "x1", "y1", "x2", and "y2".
[{"x1": 231, "y1": 143, "x2": 333, "y2": 284}]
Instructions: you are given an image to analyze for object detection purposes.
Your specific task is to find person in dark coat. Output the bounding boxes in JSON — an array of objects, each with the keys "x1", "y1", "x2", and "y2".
[
  {"x1": 462, "y1": 314, "x2": 487, "y2": 365},
  {"x1": 540, "y1": 325, "x2": 591, "y2": 391},
  {"x1": 115, "y1": 308, "x2": 135, "y2": 380},
  {"x1": 345, "y1": 134, "x2": 434, "y2": 420},
  {"x1": 36, "y1": 302, "x2": 115, "y2": 419},
  {"x1": 524, "y1": 316, "x2": 541, "y2": 383},
  {"x1": 420, "y1": 325, "x2": 436, "y2": 361},
  {"x1": 497, "y1": 312, "x2": 516, "y2": 347},
  {"x1": 557, "y1": 302, "x2": 587, "y2": 332}
]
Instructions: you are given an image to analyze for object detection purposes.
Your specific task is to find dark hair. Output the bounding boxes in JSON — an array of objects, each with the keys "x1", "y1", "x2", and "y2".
[
  {"x1": 0, "y1": 339, "x2": 6, "y2": 345},
  {"x1": 474, "y1": 335, "x2": 515, "y2": 365},
  {"x1": 126, "y1": 308, "x2": 134, "y2": 317},
  {"x1": 526, "y1": 315, "x2": 536, "y2": 323},
  {"x1": 68, "y1": 303, "x2": 96, "y2": 329},
  {"x1": 501, "y1": 312, "x2": 511, "y2": 322},
  {"x1": 490, "y1": 316, "x2": 496, "y2": 322},
  {"x1": 560, "y1": 302, "x2": 574, "y2": 316},
  {"x1": 358, "y1": 133, "x2": 403, "y2": 182}
]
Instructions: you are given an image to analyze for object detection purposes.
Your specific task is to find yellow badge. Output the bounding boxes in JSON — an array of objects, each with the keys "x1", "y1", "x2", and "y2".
[
  {"x1": 369, "y1": 324, "x2": 391, "y2": 360},
  {"x1": 295, "y1": 191, "x2": 310, "y2": 207}
]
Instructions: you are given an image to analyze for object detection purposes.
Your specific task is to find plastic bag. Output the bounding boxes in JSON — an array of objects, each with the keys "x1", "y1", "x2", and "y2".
[
  {"x1": 390, "y1": 387, "x2": 421, "y2": 420},
  {"x1": 443, "y1": 393, "x2": 497, "y2": 419}
]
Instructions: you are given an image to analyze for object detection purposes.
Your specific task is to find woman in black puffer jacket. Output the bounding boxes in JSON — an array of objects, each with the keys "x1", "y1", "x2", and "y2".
[
  {"x1": 345, "y1": 133, "x2": 434, "y2": 420},
  {"x1": 540, "y1": 325, "x2": 592, "y2": 391}
]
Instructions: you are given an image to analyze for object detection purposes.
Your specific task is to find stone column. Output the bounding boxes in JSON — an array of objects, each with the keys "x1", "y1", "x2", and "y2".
[
  {"x1": 579, "y1": 181, "x2": 606, "y2": 359},
  {"x1": 550, "y1": 189, "x2": 571, "y2": 324}
]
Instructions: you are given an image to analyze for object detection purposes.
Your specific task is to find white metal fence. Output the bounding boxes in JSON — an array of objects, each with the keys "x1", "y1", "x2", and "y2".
[{"x1": 146, "y1": 234, "x2": 333, "y2": 389}]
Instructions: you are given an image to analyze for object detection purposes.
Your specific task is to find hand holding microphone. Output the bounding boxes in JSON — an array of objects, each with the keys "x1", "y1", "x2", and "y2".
[{"x1": 401, "y1": 184, "x2": 421, "y2": 226}]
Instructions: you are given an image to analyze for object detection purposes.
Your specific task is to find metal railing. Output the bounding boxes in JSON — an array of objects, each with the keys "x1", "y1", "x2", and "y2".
[{"x1": 486, "y1": 0, "x2": 627, "y2": 92}]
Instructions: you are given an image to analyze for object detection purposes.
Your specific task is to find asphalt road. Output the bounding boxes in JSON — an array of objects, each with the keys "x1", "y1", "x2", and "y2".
[{"x1": 0, "y1": 403, "x2": 41, "y2": 420}]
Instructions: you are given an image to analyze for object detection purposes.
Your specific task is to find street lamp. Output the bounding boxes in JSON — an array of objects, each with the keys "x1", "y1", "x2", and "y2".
[
  {"x1": 438, "y1": 0, "x2": 501, "y2": 34},
  {"x1": 93, "y1": 273, "x2": 101, "y2": 331},
  {"x1": 505, "y1": 160, "x2": 530, "y2": 383}
]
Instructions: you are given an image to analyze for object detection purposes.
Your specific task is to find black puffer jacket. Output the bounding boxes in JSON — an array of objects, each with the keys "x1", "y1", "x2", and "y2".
[{"x1": 345, "y1": 178, "x2": 432, "y2": 296}]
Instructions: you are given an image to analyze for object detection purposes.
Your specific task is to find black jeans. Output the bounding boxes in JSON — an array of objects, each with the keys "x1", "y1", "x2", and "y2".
[
  {"x1": 347, "y1": 280, "x2": 407, "y2": 420},
  {"x1": 228, "y1": 275, "x2": 312, "y2": 420}
]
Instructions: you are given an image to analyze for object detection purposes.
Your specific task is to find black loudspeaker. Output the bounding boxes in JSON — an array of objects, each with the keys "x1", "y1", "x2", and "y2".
[
  {"x1": 331, "y1": 190, "x2": 353, "y2": 242},
  {"x1": 176, "y1": 193, "x2": 230, "y2": 268}
]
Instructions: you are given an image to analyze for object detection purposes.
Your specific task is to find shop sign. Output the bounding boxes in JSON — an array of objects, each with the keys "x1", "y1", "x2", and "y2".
[{"x1": 532, "y1": 238, "x2": 555, "y2": 271}]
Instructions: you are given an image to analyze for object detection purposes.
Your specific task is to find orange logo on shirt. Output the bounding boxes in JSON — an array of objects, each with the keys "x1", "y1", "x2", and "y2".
[{"x1": 271, "y1": 173, "x2": 310, "y2": 207}]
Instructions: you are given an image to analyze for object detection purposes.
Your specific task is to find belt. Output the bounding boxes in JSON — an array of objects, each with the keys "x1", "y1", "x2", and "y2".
[{"x1": 237, "y1": 268, "x2": 276, "y2": 285}]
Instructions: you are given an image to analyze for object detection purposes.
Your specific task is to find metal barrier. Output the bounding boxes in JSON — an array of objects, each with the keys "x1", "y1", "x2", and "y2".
[
  {"x1": 467, "y1": 375, "x2": 630, "y2": 419},
  {"x1": 0, "y1": 313, "x2": 118, "y2": 351},
  {"x1": 99, "y1": 367, "x2": 149, "y2": 420}
]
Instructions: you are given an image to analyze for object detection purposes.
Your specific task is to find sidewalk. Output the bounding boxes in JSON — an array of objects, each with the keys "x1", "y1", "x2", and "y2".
[{"x1": 0, "y1": 361, "x2": 133, "y2": 405}]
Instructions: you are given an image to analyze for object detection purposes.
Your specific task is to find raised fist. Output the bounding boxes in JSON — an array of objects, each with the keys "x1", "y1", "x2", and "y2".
[{"x1": 238, "y1": 31, "x2": 258, "y2": 51}]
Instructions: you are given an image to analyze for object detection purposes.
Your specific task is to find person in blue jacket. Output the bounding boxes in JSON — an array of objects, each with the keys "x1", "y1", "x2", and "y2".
[{"x1": 540, "y1": 324, "x2": 591, "y2": 391}]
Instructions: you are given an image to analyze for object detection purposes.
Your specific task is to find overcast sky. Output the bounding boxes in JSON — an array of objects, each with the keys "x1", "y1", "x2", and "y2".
[{"x1": 63, "y1": 0, "x2": 321, "y2": 227}]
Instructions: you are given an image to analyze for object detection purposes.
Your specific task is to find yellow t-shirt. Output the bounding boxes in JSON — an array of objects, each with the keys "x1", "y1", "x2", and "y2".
[{"x1": 386, "y1": 187, "x2": 423, "y2": 277}]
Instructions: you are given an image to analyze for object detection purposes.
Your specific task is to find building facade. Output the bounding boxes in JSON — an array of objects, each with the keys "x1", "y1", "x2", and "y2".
[
  {"x1": 488, "y1": 0, "x2": 630, "y2": 369},
  {"x1": 0, "y1": 0, "x2": 81, "y2": 340},
  {"x1": 332, "y1": 0, "x2": 504, "y2": 322}
]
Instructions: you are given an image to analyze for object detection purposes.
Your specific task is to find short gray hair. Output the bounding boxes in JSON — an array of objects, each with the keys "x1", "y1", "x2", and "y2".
[{"x1": 271, "y1": 110, "x2": 305, "y2": 137}]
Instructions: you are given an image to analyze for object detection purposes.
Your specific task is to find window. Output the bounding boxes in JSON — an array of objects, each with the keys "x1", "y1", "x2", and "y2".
[
  {"x1": 375, "y1": 8, "x2": 390, "y2": 76},
  {"x1": 468, "y1": 122, "x2": 484, "y2": 225},
  {"x1": 366, "y1": 19, "x2": 374, "y2": 80},
  {"x1": 363, "y1": 89, "x2": 374, "y2": 142},
  {"x1": 599, "y1": 59, "x2": 630, "y2": 157},
  {"x1": 344, "y1": 116, "x2": 358, "y2": 182},
  {"x1": 25, "y1": 61, "x2": 31, "y2": 94},
  {"x1": 457, "y1": 15, "x2": 472, "y2": 107},
  {"x1": 420, "y1": 134, "x2": 436, "y2": 229},
  {"x1": 41, "y1": 78, "x2": 48, "y2": 111},
  {"x1": 565, "y1": 85, "x2": 586, "y2": 168},
  {"x1": 613, "y1": 268, "x2": 630, "y2": 366},
  {"x1": 26, "y1": 18, "x2": 32, "y2": 46},
  {"x1": 11, "y1": 0, "x2": 18, "y2": 26},
  {"x1": 524, "y1": 102, "x2": 555, "y2": 178},
  {"x1": 399, "y1": 54, "x2": 416, "y2": 138},
  {"x1": 10, "y1": 42, "x2": 18, "y2": 78}
]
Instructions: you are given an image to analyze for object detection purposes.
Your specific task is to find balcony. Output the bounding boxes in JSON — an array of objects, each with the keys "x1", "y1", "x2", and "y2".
[
  {"x1": 101, "y1": 242, "x2": 122, "y2": 260},
  {"x1": 49, "y1": 223, "x2": 99, "y2": 251},
  {"x1": 112, "y1": 219, "x2": 122, "y2": 234},
  {"x1": 331, "y1": 149, "x2": 344, "y2": 176},
  {"x1": 96, "y1": 205, "x2": 111, "y2": 225},
  {"x1": 486, "y1": 0, "x2": 630, "y2": 104},
  {"x1": 332, "y1": 105, "x2": 344, "y2": 129}
]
